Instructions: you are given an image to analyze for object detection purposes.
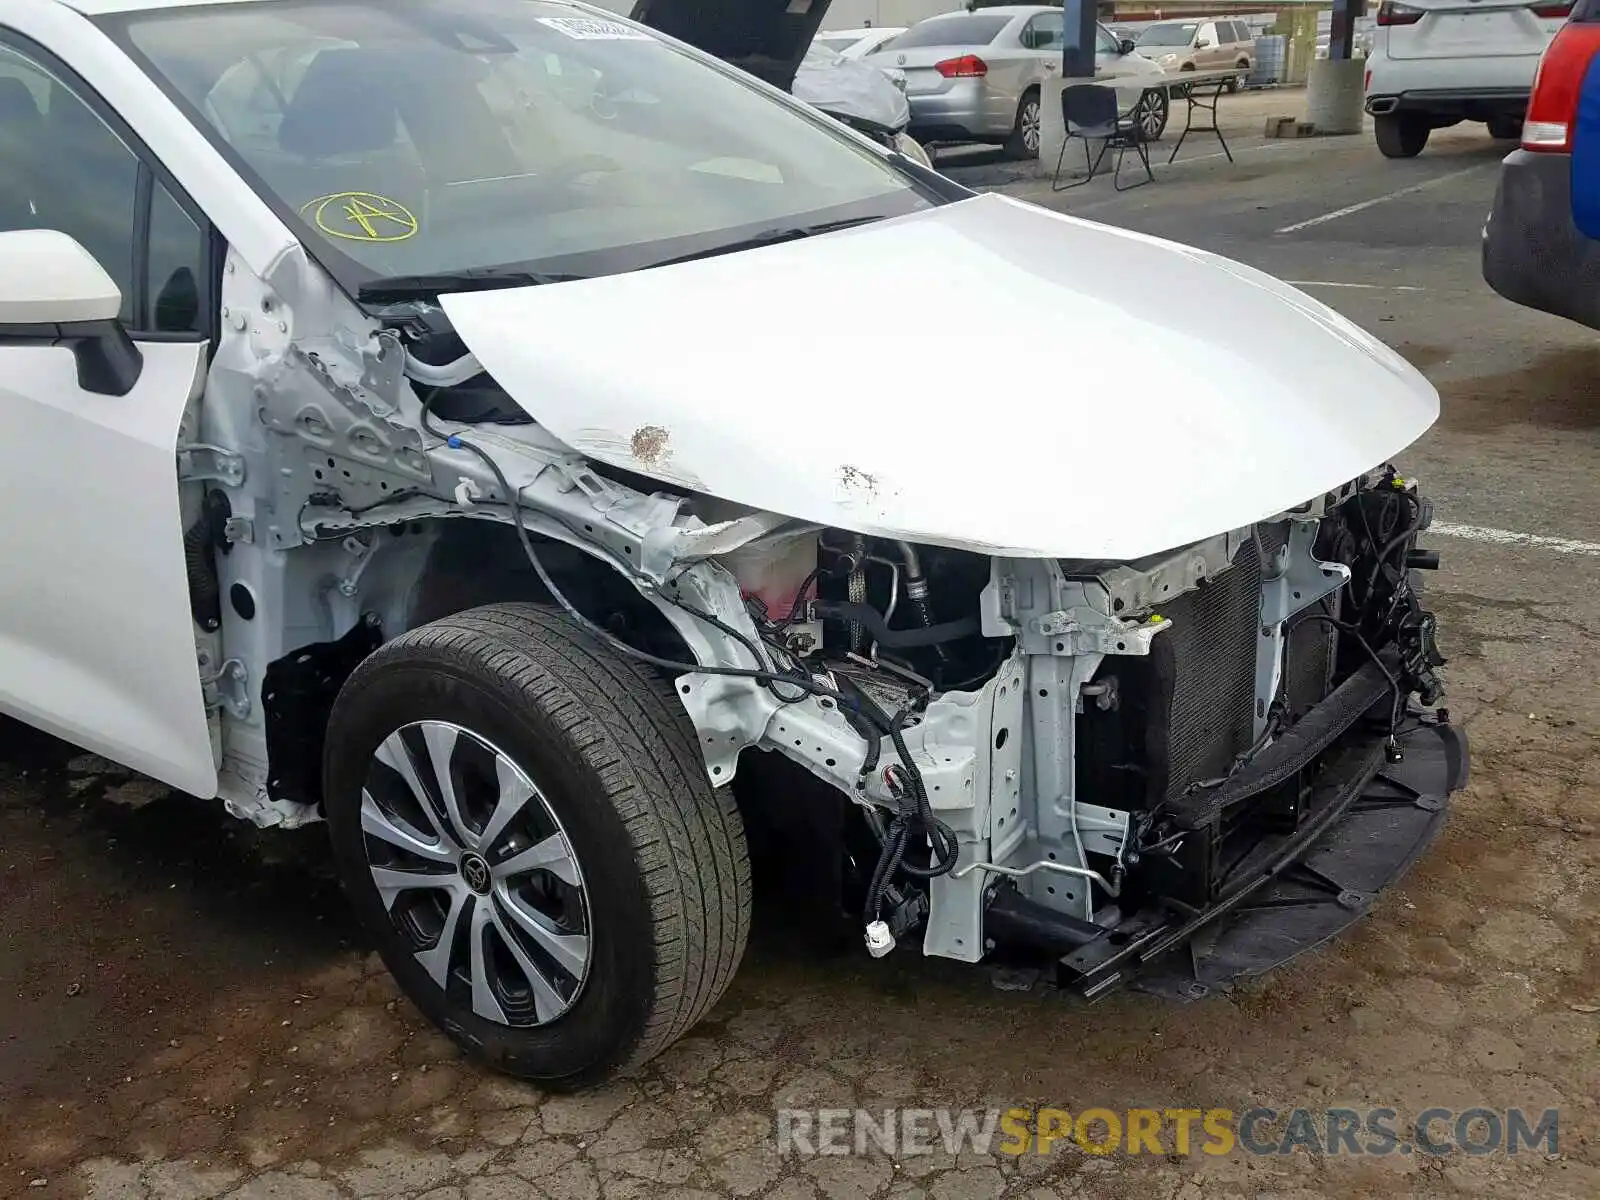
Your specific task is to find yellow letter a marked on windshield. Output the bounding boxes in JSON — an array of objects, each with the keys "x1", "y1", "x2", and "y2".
[{"x1": 301, "y1": 192, "x2": 419, "y2": 243}]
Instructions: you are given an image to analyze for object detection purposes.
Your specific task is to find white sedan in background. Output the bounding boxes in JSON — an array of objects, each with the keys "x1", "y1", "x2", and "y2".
[{"x1": 863, "y1": 6, "x2": 1169, "y2": 159}]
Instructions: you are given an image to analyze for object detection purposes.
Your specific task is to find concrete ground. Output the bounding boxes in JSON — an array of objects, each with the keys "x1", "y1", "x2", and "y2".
[{"x1": 5, "y1": 89, "x2": 1600, "y2": 1200}]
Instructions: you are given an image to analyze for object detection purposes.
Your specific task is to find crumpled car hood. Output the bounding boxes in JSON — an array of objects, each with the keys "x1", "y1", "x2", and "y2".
[{"x1": 439, "y1": 193, "x2": 1439, "y2": 561}]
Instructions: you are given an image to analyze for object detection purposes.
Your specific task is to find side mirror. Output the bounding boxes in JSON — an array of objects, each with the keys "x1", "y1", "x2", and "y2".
[
  {"x1": 1195, "y1": 37, "x2": 1213, "y2": 48},
  {"x1": 1118, "y1": 38, "x2": 1137, "y2": 55},
  {"x1": 0, "y1": 230, "x2": 142, "y2": 396}
]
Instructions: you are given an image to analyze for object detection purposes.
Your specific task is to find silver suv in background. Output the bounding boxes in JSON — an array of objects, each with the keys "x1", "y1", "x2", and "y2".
[
  {"x1": 863, "y1": 5, "x2": 1169, "y2": 158},
  {"x1": 1136, "y1": 17, "x2": 1256, "y2": 91}
]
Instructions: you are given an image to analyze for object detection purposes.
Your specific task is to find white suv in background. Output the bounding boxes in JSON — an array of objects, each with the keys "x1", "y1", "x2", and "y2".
[{"x1": 1364, "y1": 0, "x2": 1570, "y2": 157}]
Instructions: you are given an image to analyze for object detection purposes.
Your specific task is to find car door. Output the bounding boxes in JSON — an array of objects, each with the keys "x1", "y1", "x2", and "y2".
[
  {"x1": 1225, "y1": 21, "x2": 1251, "y2": 66},
  {"x1": 0, "y1": 34, "x2": 218, "y2": 798},
  {"x1": 1021, "y1": 9, "x2": 1063, "y2": 78},
  {"x1": 1216, "y1": 20, "x2": 1236, "y2": 63},
  {"x1": 1017, "y1": 10, "x2": 1063, "y2": 120},
  {"x1": 1194, "y1": 20, "x2": 1221, "y2": 69}
]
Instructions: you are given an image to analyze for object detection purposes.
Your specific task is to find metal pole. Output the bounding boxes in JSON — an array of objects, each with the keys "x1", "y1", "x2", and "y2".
[
  {"x1": 1062, "y1": 0, "x2": 1098, "y2": 78},
  {"x1": 1329, "y1": 0, "x2": 1363, "y2": 60}
]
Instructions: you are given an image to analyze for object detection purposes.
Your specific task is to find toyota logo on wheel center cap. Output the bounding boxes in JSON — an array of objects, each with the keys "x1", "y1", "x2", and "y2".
[{"x1": 460, "y1": 852, "x2": 492, "y2": 895}]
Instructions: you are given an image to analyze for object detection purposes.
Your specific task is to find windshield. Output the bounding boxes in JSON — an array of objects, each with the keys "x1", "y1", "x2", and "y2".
[
  {"x1": 1137, "y1": 23, "x2": 1198, "y2": 47},
  {"x1": 101, "y1": 0, "x2": 931, "y2": 289},
  {"x1": 888, "y1": 15, "x2": 1010, "y2": 49}
]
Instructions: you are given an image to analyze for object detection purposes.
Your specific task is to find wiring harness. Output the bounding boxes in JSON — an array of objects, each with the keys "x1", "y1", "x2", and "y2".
[{"x1": 411, "y1": 390, "x2": 960, "y2": 954}]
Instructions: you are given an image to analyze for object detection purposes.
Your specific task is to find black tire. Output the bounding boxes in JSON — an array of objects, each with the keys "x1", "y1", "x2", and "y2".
[
  {"x1": 1487, "y1": 115, "x2": 1523, "y2": 140},
  {"x1": 1136, "y1": 88, "x2": 1170, "y2": 143},
  {"x1": 1003, "y1": 87, "x2": 1041, "y2": 160},
  {"x1": 1227, "y1": 59, "x2": 1249, "y2": 92},
  {"x1": 1175, "y1": 63, "x2": 1195, "y2": 99},
  {"x1": 323, "y1": 602, "x2": 751, "y2": 1090},
  {"x1": 1375, "y1": 111, "x2": 1430, "y2": 158}
]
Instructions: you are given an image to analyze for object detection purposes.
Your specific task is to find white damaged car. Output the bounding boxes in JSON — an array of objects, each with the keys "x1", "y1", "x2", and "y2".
[{"x1": 0, "y1": 0, "x2": 1466, "y2": 1088}]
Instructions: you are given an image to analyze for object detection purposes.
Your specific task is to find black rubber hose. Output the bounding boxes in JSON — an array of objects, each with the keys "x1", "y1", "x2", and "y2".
[
  {"x1": 812, "y1": 601, "x2": 979, "y2": 648},
  {"x1": 897, "y1": 542, "x2": 951, "y2": 668}
]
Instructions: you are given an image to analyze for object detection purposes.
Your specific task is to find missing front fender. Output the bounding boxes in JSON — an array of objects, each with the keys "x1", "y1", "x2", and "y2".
[{"x1": 262, "y1": 615, "x2": 385, "y2": 809}]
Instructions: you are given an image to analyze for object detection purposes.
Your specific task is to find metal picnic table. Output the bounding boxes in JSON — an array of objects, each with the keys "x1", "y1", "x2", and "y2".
[
  {"x1": 1145, "y1": 67, "x2": 1239, "y2": 165},
  {"x1": 1051, "y1": 64, "x2": 1243, "y2": 192}
]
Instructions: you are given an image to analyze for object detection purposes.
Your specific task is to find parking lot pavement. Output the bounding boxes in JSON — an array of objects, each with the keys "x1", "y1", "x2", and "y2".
[{"x1": 6, "y1": 111, "x2": 1600, "y2": 1200}]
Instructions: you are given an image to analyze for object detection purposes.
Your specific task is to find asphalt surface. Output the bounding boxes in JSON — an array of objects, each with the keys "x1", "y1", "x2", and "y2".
[{"x1": 5, "y1": 90, "x2": 1600, "y2": 1200}]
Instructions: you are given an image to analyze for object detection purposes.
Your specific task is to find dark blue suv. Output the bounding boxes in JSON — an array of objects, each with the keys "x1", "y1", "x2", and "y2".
[{"x1": 1483, "y1": 3, "x2": 1600, "y2": 327}]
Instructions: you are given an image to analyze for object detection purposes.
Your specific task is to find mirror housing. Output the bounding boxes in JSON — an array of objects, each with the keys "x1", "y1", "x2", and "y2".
[
  {"x1": 1117, "y1": 37, "x2": 1137, "y2": 55},
  {"x1": 0, "y1": 230, "x2": 142, "y2": 396},
  {"x1": 1195, "y1": 37, "x2": 1213, "y2": 48},
  {"x1": 0, "y1": 230, "x2": 122, "y2": 324}
]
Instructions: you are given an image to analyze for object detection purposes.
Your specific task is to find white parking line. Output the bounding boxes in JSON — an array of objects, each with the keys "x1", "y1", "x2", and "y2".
[
  {"x1": 1430, "y1": 522, "x2": 1600, "y2": 557},
  {"x1": 1285, "y1": 281, "x2": 1425, "y2": 291},
  {"x1": 1165, "y1": 139, "x2": 1297, "y2": 168},
  {"x1": 1274, "y1": 163, "x2": 1487, "y2": 234}
]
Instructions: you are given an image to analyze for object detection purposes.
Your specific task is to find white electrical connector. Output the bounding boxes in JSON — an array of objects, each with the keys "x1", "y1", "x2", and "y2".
[
  {"x1": 454, "y1": 476, "x2": 482, "y2": 506},
  {"x1": 864, "y1": 920, "x2": 895, "y2": 958}
]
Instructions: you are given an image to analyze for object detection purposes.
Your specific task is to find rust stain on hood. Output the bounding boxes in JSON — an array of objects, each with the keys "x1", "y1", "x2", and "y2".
[{"x1": 631, "y1": 425, "x2": 671, "y2": 467}]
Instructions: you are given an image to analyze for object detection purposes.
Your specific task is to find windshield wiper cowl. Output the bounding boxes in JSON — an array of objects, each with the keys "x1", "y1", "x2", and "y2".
[
  {"x1": 358, "y1": 268, "x2": 585, "y2": 305},
  {"x1": 645, "y1": 216, "x2": 885, "y2": 270}
]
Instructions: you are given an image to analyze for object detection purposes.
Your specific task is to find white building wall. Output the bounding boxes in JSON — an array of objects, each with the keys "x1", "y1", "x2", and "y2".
[
  {"x1": 585, "y1": 0, "x2": 966, "y2": 29},
  {"x1": 819, "y1": 0, "x2": 969, "y2": 31}
]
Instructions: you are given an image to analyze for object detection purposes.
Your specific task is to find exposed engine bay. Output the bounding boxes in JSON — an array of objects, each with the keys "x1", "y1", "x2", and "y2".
[
  {"x1": 190, "y1": 229, "x2": 1465, "y2": 1003},
  {"x1": 682, "y1": 470, "x2": 1464, "y2": 993}
]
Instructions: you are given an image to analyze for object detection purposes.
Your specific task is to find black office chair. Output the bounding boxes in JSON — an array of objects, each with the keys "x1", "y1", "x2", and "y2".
[{"x1": 1052, "y1": 83, "x2": 1153, "y2": 193}]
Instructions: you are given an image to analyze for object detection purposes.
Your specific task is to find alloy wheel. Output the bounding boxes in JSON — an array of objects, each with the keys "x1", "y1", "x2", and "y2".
[
  {"x1": 359, "y1": 720, "x2": 591, "y2": 1027},
  {"x1": 1021, "y1": 99, "x2": 1041, "y2": 154},
  {"x1": 1139, "y1": 90, "x2": 1168, "y2": 140}
]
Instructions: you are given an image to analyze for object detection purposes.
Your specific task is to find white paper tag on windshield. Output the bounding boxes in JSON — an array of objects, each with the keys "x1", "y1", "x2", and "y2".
[{"x1": 537, "y1": 16, "x2": 654, "y2": 40}]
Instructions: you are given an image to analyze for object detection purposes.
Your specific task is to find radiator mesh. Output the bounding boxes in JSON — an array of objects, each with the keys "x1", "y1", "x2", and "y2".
[{"x1": 1145, "y1": 536, "x2": 1266, "y2": 804}]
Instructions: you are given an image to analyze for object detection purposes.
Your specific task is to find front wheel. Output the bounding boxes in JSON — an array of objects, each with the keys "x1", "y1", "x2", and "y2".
[
  {"x1": 1375, "y1": 111, "x2": 1430, "y2": 158},
  {"x1": 1136, "y1": 87, "x2": 1170, "y2": 143},
  {"x1": 323, "y1": 603, "x2": 751, "y2": 1090},
  {"x1": 1004, "y1": 88, "x2": 1042, "y2": 160}
]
